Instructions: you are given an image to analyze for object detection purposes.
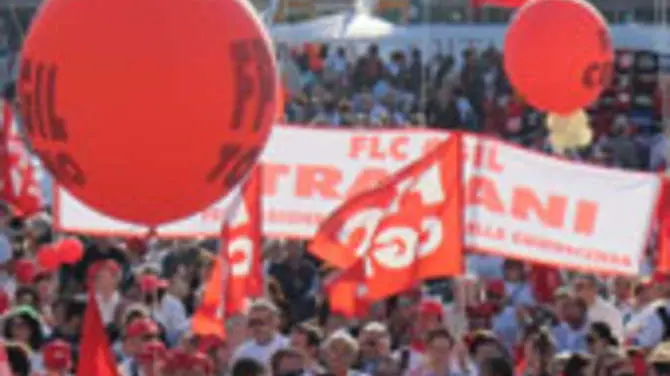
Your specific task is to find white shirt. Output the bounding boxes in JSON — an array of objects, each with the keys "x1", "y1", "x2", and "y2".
[
  {"x1": 231, "y1": 334, "x2": 289, "y2": 366},
  {"x1": 628, "y1": 300, "x2": 670, "y2": 348},
  {"x1": 96, "y1": 291, "x2": 121, "y2": 326},
  {"x1": 154, "y1": 293, "x2": 188, "y2": 345},
  {"x1": 588, "y1": 296, "x2": 624, "y2": 342}
]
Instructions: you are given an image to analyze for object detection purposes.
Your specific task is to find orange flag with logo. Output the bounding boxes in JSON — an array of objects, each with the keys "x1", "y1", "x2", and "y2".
[
  {"x1": 77, "y1": 291, "x2": 120, "y2": 376},
  {"x1": 193, "y1": 168, "x2": 263, "y2": 337},
  {"x1": 324, "y1": 261, "x2": 368, "y2": 318},
  {"x1": 311, "y1": 134, "x2": 465, "y2": 301},
  {"x1": 223, "y1": 166, "x2": 263, "y2": 315},
  {"x1": 192, "y1": 253, "x2": 228, "y2": 339}
]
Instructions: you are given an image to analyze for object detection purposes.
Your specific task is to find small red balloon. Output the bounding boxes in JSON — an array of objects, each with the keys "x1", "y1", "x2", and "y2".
[
  {"x1": 19, "y1": 0, "x2": 277, "y2": 225},
  {"x1": 57, "y1": 238, "x2": 84, "y2": 264},
  {"x1": 504, "y1": 0, "x2": 614, "y2": 114},
  {"x1": 36, "y1": 245, "x2": 60, "y2": 271}
]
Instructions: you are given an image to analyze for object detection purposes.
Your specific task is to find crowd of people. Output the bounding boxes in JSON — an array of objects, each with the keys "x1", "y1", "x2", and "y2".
[{"x1": 1, "y1": 32, "x2": 670, "y2": 376}]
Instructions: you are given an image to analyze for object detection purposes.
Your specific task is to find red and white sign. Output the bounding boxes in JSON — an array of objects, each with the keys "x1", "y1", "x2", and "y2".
[{"x1": 54, "y1": 126, "x2": 661, "y2": 275}]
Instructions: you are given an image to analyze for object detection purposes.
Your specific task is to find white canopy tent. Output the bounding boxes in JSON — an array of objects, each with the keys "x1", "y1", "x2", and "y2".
[{"x1": 270, "y1": 11, "x2": 400, "y2": 44}]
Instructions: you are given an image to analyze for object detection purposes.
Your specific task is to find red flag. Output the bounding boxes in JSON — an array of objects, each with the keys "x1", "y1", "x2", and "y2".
[
  {"x1": 311, "y1": 134, "x2": 465, "y2": 301},
  {"x1": 324, "y1": 261, "x2": 368, "y2": 318},
  {"x1": 471, "y1": 0, "x2": 529, "y2": 8},
  {"x1": 0, "y1": 100, "x2": 43, "y2": 217},
  {"x1": 77, "y1": 291, "x2": 120, "y2": 376},
  {"x1": 657, "y1": 177, "x2": 670, "y2": 272},
  {"x1": 223, "y1": 167, "x2": 263, "y2": 315},
  {"x1": 193, "y1": 167, "x2": 263, "y2": 337},
  {"x1": 192, "y1": 253, "x2": 228, "y2": 339}
]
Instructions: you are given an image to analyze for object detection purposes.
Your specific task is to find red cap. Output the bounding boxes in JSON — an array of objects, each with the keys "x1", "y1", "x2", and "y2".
[
  {"x1": 486, "y1": 280, "x2": 506, "y2": 297},
  {"x1": 125, "y1": 318, "x2": 159, "y2": 338},
  {"x1": 418, "y1": 300, "x2": 443, "y2": 320},
  {"x1": 139, "y1": 275, "x2": 168, "y2": 294},
  {"x1": 14, "y1": 259, "x2": 37, "y2": 284},
  {"x1": 191, "y1": 352, "x2": 214, "y2": 373},
  {"x1": 136, "y1": 340, "x2": 166, "y2": 365},
  {"x1": 89, "y1": 259, "x2": 121, "y2": 278},
  {"x1": 42, "y1": 340, "x2": 72, "y2": 371}
]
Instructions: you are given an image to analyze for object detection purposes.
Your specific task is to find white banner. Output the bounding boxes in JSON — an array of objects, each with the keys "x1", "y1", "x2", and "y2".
[{"x1": 54, "y1": 126, "x2": 661, "y2": 274}]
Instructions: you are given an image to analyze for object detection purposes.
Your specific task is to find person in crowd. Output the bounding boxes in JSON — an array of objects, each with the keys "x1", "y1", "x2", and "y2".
[
  {"x1": 231, "y1": 299, "x2": 288, "y2": 366},
  {"x1": 407, "y1": 327, "x2": 471, "y2": 376},
  {"x1": 649, "y1": 341, "x2": 670, "y2": 376},
  {"x1": 231, "y1": 357, "x2": 267, "y2": 376},
  {"x1": 520, "y1": 327, "x2": 555, "y2": 376},
  {"x1": 290, "y1": 322, "x2": 325, "y2": 374},
  {"x1": 92, "y1": 259, "x2": 124, "y2": 327},
  {"x1": 268, "y1": 240, "x2": 318, "y2": 325},
  {"x1": 270, "y1": 347, "x2": 305, "y2": 376},
  {"x1": 6, "y1": 341, "x2": 32, "y2": 376},
  {"x1": 322, "y1": 330, "x2": 367, "y2": 376},
  {"x1": 356, "y1": 322, "x2": 392, "y2": 374},
  {"x1": 572, "y1": 274, "x2": 625, "y2": 342},
  {"x1": 119, "y1": 317, "x2": 161, "y2": 376},
  {"x1": 133, "y1": 339, "x2": 167, "y2": 376},
  {"x1": 553, "y1": 295, "x2": 590, "y2": 352},
  {"x1": 40, "y1": 339, "x2": 72, "y2": 376},
  {"x1": 479, "y1": 356, "x2": 513, "y2": 376},
  {"x1": 466, "y1": 330, "x2": 510, "y2": 371},
  {"x1": 560, "y1": 352, "x2": 591, "y2": 376},
  {"x1": 394, "y1": 299, "x2": 444, "y2": 374},
  {"x1": 587, "y1": 322, "x2": 620, "y2": 356}
]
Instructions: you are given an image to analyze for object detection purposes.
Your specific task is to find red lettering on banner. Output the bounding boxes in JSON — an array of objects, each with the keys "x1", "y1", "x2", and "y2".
[
  {"x1": 345, "y1": 168, "x2": 389, "y2": 198},
  {"x1": 263, "y1": 163, "x2": 290, "y2": 196},
  {"x1": 295, "y1": 165, "x2": 342, "y2": 199},
  {"x1": 348, "y1": 136, "x2": 409, "y2": 161},
  {"x1": 574, "y1": 200, "x2": 598, "y2": 235},
  {"x1": 467, "y1": 176, "x2": 600, "y2": 235},
  {"x1": 511, "y1": 186, "x2": 567, "y2": 230},
  {"x1": 470, "y1": 143, "x2": 505, "y2": 173},
  {"x1": 262, "y1": 161, "x2": 600, "y2": 236},
  {"x1": 422, "y1": 138, "x2": 444, "y2": 154},
  {"x1": 468, "y1": 176, "x2": 506, "y2": 214}
]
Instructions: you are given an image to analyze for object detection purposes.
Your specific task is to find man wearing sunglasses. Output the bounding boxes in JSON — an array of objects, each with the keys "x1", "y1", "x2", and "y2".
[{"x1": 231, "y1": 299, "x2": 289, "y2": 366}]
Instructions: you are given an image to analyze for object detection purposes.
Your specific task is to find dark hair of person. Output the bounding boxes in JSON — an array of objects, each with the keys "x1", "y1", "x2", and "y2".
[
  {"x1": 231, "y1": 357, "x2": 267, "y2": 376},
  {"x1": 270, "y1": 348, "x2": 303, "y2": 375},
  {"x1": 532, "y1": 327, "x2": 555, "y2": 357},
  {"x1": 479, "y1": 357, "x2": 513, "y2": 376},
  {"x1": 563, "y1": 352, "x2": 591, "y2": 375},
  {"x1": 5, "y1": 343, "x2": 30, "y2": 376},
  {"x1": 294, "y1": 322, "x2": 323, "y2": 348},
  {"x1": 425, "y1": 327, "x2": 453, "y2": 345},
  {"x1": 14, "y1": 286, "x2": 39, "y2": 308},
  {"x1": 590, "y1": 321, "x2": 619, "y2": 346},
  {"x1": 3, "y1": 313, "x2": 43, "y2": 351}
]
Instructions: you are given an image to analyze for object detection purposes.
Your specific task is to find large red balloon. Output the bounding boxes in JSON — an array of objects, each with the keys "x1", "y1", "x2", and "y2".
[
  {"x1": 504, "y1": 0, "x2": 613, "y2": 114},
  {"x1": 19, "y1": 0, "x2": 277, "y2": 225}
]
